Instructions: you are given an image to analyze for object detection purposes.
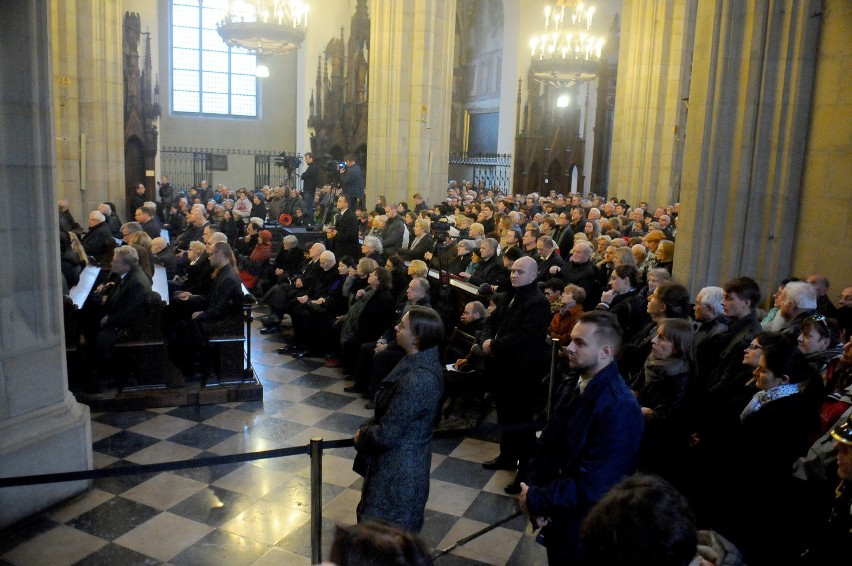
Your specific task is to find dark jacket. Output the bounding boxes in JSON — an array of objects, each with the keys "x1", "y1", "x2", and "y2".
[
  {"x1": 381, "y1": 214, "x2": 406, "y2": 256},
  {"x1": 81, "y1": 221, "x2": 114, "y2": 258},
  {"x1": 469, "y1": 254, "x2": 506, "y2": 287},
  {"x1": 273, "y1": 246, "x2": 305, "y2": 278},
  {"x1": 196, "y1": 263, "x2": 244, "y2": 321},
  {"x1": 356, "y1": 288, "x2": 396, "y2": 343},
  {"x1": 139, "y1": 218, "x2": 160, "y2": 240},
  {"x1": 332, "y1": 207, "x2": 361, "y2": 261},
  {"x1": 340, "y1": 163, "x2": 365, "y2": 199},
  {"x1": 537, "y1": 251, "x2": 565, "y2": 282},
  {"x1": 525, "y1": 362, "x2": 644, "y2": 561},
  {"x1": 597, "y1": 288, "x2": 642, "y2": 336},
  {"x1": 104, "y1": 265, "x2": 152, "y2": 329},
  {"x1": 489, "y1": 282, "x2": 552, "y2": 396},
  {"x1": 398, "y1": 233, "x2": 434, "y2": 262},
  {"x1": 355, "y1": 346, "x2": 443, "y2": 533},
  {"x1": 563, "y1": 260, "x2": 601, "y2": 310},
  {"x1": 154, "y1": 247, "x2": 177, "y2": 280}
]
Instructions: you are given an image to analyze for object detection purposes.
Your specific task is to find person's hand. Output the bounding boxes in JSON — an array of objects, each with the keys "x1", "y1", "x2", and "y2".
[
  {"x1": 178, "y1": 291, "x2": 191, "y2": 301},
  {"x1": 99, "y1": 315, "x2": 108, "y2": 327},
  {"x1": 641, "y1": 406, "x2": 654, "y2": 417},
  {"x1": 374, "y1": 342, "x2": 387, "y2": 353},
  {"x1": 424, "y1": 251, "x2": 433, "y2": 261},
  {"x1": 453, "y1": 358, "x2": 467, "y2": 370},
  {"x1": 356, "y1": 289, "x2": 366, "y2": 299},
  {"x1": 191, "y1": 311, "x2": 202, "y2": 319},
  {"x1": 348, "y1": 267, "x2": 357, "y2": 277},
  {"x1": 600, "y1": 289, "x2": 616, "y2": 304},
  {"x1": 297, "y1": 295, "x2": 308, "y2": 304},
  {"x1": 519, "y1": 483, "x2": 549, "y2": 527},
  {"x1": 482, "y1": 339, "x2": 492, "y2": 354},
  {"x1": 549, "y1": 265, "x2": 561, "y2": 274},
  {"x1": 459, "y1": 272, "x2": 471, "y2": 279}
]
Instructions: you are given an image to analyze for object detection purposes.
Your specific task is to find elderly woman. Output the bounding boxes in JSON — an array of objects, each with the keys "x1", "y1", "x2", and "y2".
[
  {"x1": 798, "y1": 315, "x2": 844, "y2": 378},
  {"x1": 693, "y1": 285, "x2": 728, "y2": 350},
  {"x1": 593, "y1": 235, "x2": 612, "y2": 265},
  {"x1": 468, "y1": 221, "x2": 485, "y2": 241},
  {"x1": 353, "y1": 306, "x2": 444, "y2": 533},
  {"x1": 361, "y1": 235, "x2": 384, "y2": 264},
  {"x1": 407, "y1": 259, "x2": 429, "y2": 280},
  {"x1": 449, "y1": 239, "x2": 474, "y2": 274},
  {"x1": 398, "y1": 218, "x2": 433, "y2": 261}
]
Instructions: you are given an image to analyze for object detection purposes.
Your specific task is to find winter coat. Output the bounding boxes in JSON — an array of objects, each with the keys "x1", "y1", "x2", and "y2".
[{"x1": 355, "y1": 346, "x2": 443, "y2": 533}]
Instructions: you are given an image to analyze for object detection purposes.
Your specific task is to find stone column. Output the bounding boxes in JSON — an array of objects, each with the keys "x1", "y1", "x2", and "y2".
[
  {"x1": 608, "y1": 0, "x2": 697, "y2": 208},
  {"x1": 675, "y1": 0, "x2": 822, "y2": 293},
  {"x1": 791, "y1": 0, "x2": 852, "y2": 286},
  {"x1": 51, "y1": 0, "x2": 125, "y2": 222},
  {"x1": 0, "y1": 0, "x2": 92, "y2": 527},
  {"x1": 366, "y1": 0, "x2": 456, "y2": 207}
]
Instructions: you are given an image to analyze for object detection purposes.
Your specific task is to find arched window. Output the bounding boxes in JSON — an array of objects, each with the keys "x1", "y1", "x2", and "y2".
[{"x1": 171, "y1": 0, "x2": 258, "y2": 117}]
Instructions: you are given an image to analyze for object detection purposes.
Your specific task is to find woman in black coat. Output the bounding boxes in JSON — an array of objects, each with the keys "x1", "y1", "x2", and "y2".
[
  {"x1": 338, "y1": 267, "x2": 397, "y2": 372},
  {"x1": 635, "y1": 318, "x2": 694, "y2": 482},
  {"x1": 354, "y1": 306, "x2": 444, "y2": 533}
]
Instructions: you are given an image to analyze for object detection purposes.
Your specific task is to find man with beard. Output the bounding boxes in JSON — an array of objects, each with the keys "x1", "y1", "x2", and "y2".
[{"x1": 519, "y1": 311, "x2": 643, "y2": 564}]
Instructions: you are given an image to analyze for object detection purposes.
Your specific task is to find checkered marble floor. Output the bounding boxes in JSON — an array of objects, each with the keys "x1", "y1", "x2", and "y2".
[{"x1": 0, "y1": 312, "x2": 547, "y2": 566}]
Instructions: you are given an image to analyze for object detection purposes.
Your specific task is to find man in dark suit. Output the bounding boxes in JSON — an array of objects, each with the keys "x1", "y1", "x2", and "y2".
[
  {"x1": 84, "y1": 245, "x2": 152, "y2": 389},
  {"x1": 480, "y1": 256, "x2": 552, "y2": 492},
  {"x1": 301, "y1": 152, "x2": 319, "y2": 217},
  {"x1": 339, "y1": 154, "x2": 365, "y2": 208},
  {"x1": 328, "y1": 195, "x2": 361, "y2": 261},
  {"x1": 81, "y1": 210, "x2": 114, "y2": 259},
  {"x1": 536, "y1": 235, "x2": 565, "y2": 283},
  {"x1": 520, "y1": 311, "x2": 644, "y2": 564},
  {"x1": 135, "y1": 203, "x2": 162, "y2": 239}
]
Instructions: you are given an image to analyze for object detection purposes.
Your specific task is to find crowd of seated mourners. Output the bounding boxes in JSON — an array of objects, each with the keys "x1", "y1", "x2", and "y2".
[{"x1": 60, "y1": 180, "x2": 852, "y2": 562}]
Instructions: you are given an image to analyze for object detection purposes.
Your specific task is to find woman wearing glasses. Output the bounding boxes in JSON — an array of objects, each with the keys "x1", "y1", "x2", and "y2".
[{"x1": 797, "y1": 315, "x2": 844, "y2": 380}]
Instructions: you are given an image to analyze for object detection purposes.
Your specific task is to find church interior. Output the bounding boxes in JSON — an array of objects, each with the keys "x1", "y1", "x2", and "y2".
[{"x1": 0, "y1": 0, "x2": 850, "y2": 564}]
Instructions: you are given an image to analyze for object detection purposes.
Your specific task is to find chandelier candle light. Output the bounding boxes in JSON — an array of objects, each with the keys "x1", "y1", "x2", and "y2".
[
  {"x1": 529, "y1": 2, "x2": 604, "y2": 88},
  {"x1": 217, "y1": 0, "x2": 309, "y2": 77}
]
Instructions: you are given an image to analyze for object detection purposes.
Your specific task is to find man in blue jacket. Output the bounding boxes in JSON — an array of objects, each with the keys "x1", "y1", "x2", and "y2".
[{"x1": 520, "y1": 310, "x2": 644, "y2": 564}]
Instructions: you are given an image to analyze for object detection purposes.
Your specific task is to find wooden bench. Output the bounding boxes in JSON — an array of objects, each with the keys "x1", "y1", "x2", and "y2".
[{"x1": 113, "y1": 291, "x2": 184, "y2": 390}]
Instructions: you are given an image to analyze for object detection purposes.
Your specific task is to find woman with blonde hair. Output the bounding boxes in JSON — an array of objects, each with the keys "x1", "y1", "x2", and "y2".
[
  {"x1": 125, "y1": 230, "x2": 155, "y2": 280},
  {"x1": 655, "y1": 240, "x2": 675, "y2": 273},
  {"x1": 398, "y1": 218, "x2": 433, "y2": 261},
  {"x1": 407, "y1": 259, "x2": 429, "y2": 279}
]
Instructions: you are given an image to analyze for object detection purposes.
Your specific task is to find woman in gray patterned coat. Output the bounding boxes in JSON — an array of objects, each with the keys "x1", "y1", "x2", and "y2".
[{"x1": 353, "y1": 306, "x2": 444, "y2": 533}]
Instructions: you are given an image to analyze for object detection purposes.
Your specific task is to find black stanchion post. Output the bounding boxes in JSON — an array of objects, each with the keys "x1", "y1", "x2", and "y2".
[
  {"x1": 310, "y1": 437, "x2": 323, "y2": 564},
  {"x1": 547, "y1": 338, "x2": 559, "y2": 420}
]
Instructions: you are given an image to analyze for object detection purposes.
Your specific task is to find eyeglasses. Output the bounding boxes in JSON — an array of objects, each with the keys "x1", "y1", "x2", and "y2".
[{"x1": 746, "y1": 343, "x2": 763, "y2": 351}]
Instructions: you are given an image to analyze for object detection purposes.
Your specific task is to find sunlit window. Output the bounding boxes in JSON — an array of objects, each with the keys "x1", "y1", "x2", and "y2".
[{"x1": 171, "y1": 0, "x2": 257, "y2": 117}]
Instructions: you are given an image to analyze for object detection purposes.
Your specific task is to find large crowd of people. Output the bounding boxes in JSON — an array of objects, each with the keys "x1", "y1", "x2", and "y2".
[{"x1": 59, "y1": 176, "x2": 852, "y2": 565}]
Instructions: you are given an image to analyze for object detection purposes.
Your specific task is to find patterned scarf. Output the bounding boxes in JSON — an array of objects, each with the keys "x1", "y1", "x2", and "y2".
[{"x1": 740, "y1": 383, "x2": 801, "y2": 422}]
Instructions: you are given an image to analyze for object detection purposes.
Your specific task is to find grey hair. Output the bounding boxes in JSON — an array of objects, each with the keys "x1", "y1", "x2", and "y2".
[
  {"x1": 363, "y1": 235, "x2": 383, "y2": 254},
  {"x1": 696, "y1": 286, "x2": 725, "y2": 316},
  {"x1": 282, "y1": 234, "x2": 299, "y2": 248},
  {"x1": 784, "y1": 280, "x2": 817, "y2": 310},
  {"x1": 113, "y1": 245, "x2": 139, "y2": 266}
]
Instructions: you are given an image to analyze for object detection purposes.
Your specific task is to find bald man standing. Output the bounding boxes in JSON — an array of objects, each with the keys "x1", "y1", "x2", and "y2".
[{"x1": 481, "y1": 256, "x2": 552, "y2": 493}]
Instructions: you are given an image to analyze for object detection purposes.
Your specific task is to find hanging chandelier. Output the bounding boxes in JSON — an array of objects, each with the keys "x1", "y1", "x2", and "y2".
[
  {"x1": 217, "y1": 0, "x2": 309, "y2": 57},
  {"x1": 529, "y1": 2, "x2": 604, "y2": 88}
]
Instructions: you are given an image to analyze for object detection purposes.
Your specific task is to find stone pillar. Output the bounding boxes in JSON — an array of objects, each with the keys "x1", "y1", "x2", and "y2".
[
  {"x1": 608, "y1": 0, "x2": 697, "y2": 208},
  {"x1": 366, "y1": 0, "x2": 456, "y2": 207},
  {"x1": 0, "y1": 0, "x2": 93, "y2": 527},
  {"x1": 51, "y1": 0, "x2": 125, "y2": 222},
  {"x1": 675, "y1": 0, "x2": 822, "y2": 294},
  {"x1": 791, "y1": 0, "x2": 852, "y2": 287}
]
